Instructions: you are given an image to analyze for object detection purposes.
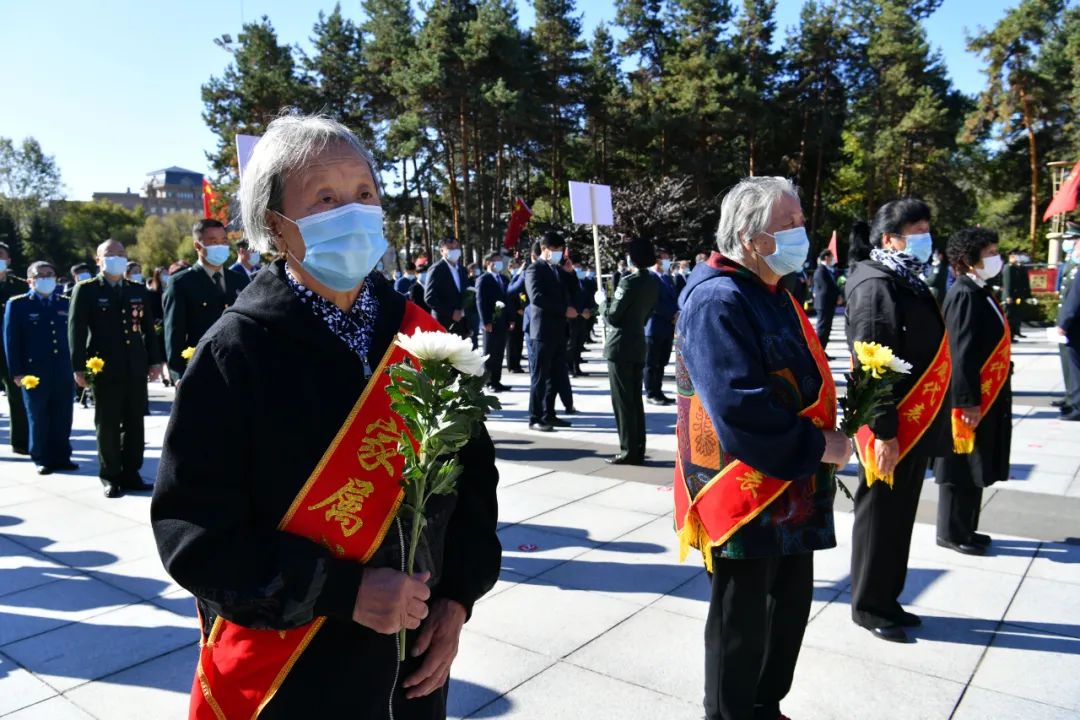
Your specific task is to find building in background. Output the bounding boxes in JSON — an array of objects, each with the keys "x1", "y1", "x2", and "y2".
[{"x1": 93, "y1": 167, "x2": 204, "y2": 216}]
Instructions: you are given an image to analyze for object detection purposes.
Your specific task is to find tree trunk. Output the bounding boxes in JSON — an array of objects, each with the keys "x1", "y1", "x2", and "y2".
[
  {"x1": 459, "y1": 99, "x2": 471, "y2": 250},
  {"x1": 1019, "y1": 82, "x2": 1039, "y2": 254},
  {"x1": 444, "y1": 132, "x2": 461, "y2": 242},
  {"x1": 401, "y1": 157, "x2": 411, "y2": 263},
  {"x1": 412, "y1": 154, "x2": 430, "y2": 253},
  {"x1": 812, "y1": 129, "x2": 825, "y2": 237}
]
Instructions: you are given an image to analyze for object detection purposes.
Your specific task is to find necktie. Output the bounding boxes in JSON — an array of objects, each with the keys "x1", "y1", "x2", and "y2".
[{"x1": 212, "y1": 272, "x2": 224, "y2": 295}]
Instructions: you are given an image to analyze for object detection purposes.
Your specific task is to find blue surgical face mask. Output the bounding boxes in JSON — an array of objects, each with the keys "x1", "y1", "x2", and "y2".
[
  {"x1": 204, "y1": 244, "x2": 231, "y2": 267},
  {"x1": 76, "y1": 272, "x2": 91, "y2": 282},
  {"x1": 278, "y1": 203, "x2": 388, "y2": 292},
  {"x1": 446, "y1": 248, "x2": 462, "y2": 263},
  {"x1": 130, "y1": 273, "x2": 143, "y2": 284},
  {"x1": 33, "y1": 277, "x2": 56, "y2": 296},
  {"x1": 575, "y1": 268, "x2": 585, "y2": 279},
  {"x1": 901, "y1": 232, "x2": 933, "y2": 264},
  {"x1": 1063, "y1": 240, "x2": 1075, "y2": 257},
  {"x1": 249, "y1": 251, "x2": 261, "y2": 266},
  {"x1": 160, "y1": 273, "x2": 171, "y2": 287},
  {"x1": 493, "y1": 261, "x2": 504, "y2": 272},
  {"x1": 0, "y1": 259, "x2": 7, "y2": 273},
  {"x1": 661, "y1": 259, "x2": 672, "y2": 272},
  {"x1": 758, "y1": 226, "x2": 810, "y2": 276},
  {"x1": 418, "y1": 271, "x2": 428, "y2": 284},
  {"x1": 103, "y1": 256, "x2": 128, "y2": 277},
  {"x1": 548, "y1": 250, "x2": 563, "y2": 265}
]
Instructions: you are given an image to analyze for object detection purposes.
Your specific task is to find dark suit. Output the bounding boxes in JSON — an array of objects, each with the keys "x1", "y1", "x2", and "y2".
[
  {"x1": 644, "y1": 270, "x2": 678, "y2": 400},
  {"x1": 605, "y1": 270, "x2": 658, "y2": 460},
  {"x1": 424, "y1": 259, "x2": 468, "y2": 336},
  {"x1": 812, "y1": 263, "x2": 840, "y2": 347},
  {"x1": 69, "y1": 275, "x2": 161, "y2": 487},
  {"x1": 0, "y1": 275, "x2": 29, "y2": 453},
  {"x1": 394, "y1": 275, "x2": 417, "y2": 295},
  {"x1": 163, "y1": 264, "x2": 244, "y2": 378},
  {"x1": 476, "y1": 271, "x2": 509, "y2": 387},
  {"x1": 1002, "y1": 262, "x2": 1031, "y2": 338},
  {"x1": 228, "y1": 261, "x2": 255, "y2": 290},
  {"x1": 4, "y1": 290, "x2": 74, "y2": 468},
  {"x1": 505, "y1": 271, "x2": 527, "y2": 372},
  {"x1": 524, "y1": 260, "x2": 568, "y2": 424},
  {"x1": 1059, "y1": 263, "x2": 1080, "y2": 414}
]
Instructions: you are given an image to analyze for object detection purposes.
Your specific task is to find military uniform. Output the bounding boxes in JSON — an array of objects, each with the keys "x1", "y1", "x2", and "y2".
[
  {"x1": 1002, "y1": 261, "x2": 1031, "y2": 339},
  {"x1": 604, "y1": 269, "x2": 658, "y2": 462},
  {"x1": 3, "y1": 290, "x2": 74, "y2": 469},
  {"x1": 1059, "y1": 260, "x2": 1078, "y2": 410},
  {"x1": 163, "y1": 264, "x2": 244, "y2": 379},
  {"x1": 0, "y1": 275, "x2": 29, "y2": 453},
  {"x1": 69, "y1": 275, "x2": 161, "y2": 489}
]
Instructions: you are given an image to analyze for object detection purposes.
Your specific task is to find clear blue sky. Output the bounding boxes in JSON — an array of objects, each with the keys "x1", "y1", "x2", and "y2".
[{"x1": 0, "y1": 0, "x2": 1017, "y2": 201}]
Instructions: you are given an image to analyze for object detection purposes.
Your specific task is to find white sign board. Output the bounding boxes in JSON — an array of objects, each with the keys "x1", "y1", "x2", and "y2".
[
  {"x1": 236, "y1": 134, "x2": 262, "y2": 181},
  {"x1": 568, "y1": 181, "x2": 613, "y2": 226}
]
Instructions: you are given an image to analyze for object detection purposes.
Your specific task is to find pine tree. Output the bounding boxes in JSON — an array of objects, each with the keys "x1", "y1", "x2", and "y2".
[
  {"x1": 581, "y1": 22, "x2": 626, "y2": 183},
  {"x1": 305, "y1": 5, "x2": 372, "y2": 146}
]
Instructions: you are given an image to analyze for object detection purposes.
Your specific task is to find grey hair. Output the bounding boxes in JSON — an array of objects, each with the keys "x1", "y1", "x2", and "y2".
[
  {"x1": 715, "y1": 177, "x2": 800, "y2": 260},
  {"x1": 27, "y1": 261, "x2": 55, "y2": 278},
  {"x1": 239, "y1": 112, "x2": 381, "y2": 254}
]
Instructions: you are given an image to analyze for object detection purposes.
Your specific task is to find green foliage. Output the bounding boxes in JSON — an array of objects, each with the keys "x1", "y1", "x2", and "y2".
[
  {"x1": 131, "y1": 213, "x2": 201, "y2": 270},
  {"x1": 0, "y1": 137, "x2": 64, "y2": 237},
  {"x1": 60, "y1": 200, "x2": 145, "y2": 256}
]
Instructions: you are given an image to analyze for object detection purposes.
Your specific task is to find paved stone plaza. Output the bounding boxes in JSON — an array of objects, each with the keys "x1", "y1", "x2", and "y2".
[{"x1": 0, "y1": 320, "x2": 1077, "y2": 719}]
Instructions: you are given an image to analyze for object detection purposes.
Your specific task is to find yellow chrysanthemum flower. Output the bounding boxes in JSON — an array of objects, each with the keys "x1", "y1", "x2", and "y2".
[
  {"x1": 854, "y1": 341, "x2": 894, "y2": 380},
  {"x1": 85, "y1": 357, "x2": 105, "y2": 374},
  {"x1": 21, "y1": 375, "x2": 40, "y2": 390},
  {"x1": 181, "y1": 346, "x2": 196, "y2": 361}
]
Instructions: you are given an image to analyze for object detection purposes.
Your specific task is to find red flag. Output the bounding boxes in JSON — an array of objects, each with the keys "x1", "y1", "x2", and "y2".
[
  {"x1": 827, "y1": 230, "x2": 838, "y2": 262},
  {"x1": 1044, "y1": 158, "x2": 1080, "y2": 221},
  {"x1": 503, "y1": 198, "x2": 533, "y2": 251},
  {"x1": 202, "y1": 178, "x2": 216, "y2": 219}
]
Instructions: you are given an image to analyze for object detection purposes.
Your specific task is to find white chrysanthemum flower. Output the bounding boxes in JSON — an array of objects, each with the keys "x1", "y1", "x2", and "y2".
[
  {"x1": 887, "y1": 355, "x2": 913, "y2": 375},
  {"x1": 495, "y1": 301, "x2": 505, "y2": 309},
  {"x1": 395, "y1": 329, "x2": 488, "y2": 377}
]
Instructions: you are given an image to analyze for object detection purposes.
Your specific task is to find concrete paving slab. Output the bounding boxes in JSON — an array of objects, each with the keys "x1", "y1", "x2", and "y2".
[
  {"x1": 952, "y1": 686, "x2": 1080, "y2": 720},
  {"x1": 969, "y1": 624, "x2": 1080, "y2": 711},
  {"x1": 447, "y1": 630, "x2": 555, "y2": 720},
  {"x1": 62, "y1": 646, "x2": 194, "y2": 720},
  {"x1": 0, "y1": 652, "x2": 57, "y2": 716}
]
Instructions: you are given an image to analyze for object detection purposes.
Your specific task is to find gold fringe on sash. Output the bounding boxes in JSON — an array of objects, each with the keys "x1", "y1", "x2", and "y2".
[
  {"x1": 952, "y1": 412, "x2": 976, "y2": 455},
  {"x1": 677, "y1": 513, "x2": 716, "y2": 574}
]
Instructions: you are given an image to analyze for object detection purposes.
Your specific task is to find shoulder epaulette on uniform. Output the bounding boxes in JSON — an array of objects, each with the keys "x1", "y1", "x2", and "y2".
[
  {"x1": 8, "y1": 294, "x2": 28, "y2": 303},
  {"x1": 73, "y1": 277, "x2": 96, "y2": 288}
]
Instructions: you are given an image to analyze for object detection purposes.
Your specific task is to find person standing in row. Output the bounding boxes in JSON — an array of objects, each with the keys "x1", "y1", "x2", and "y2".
[
  {"x1": 1058, "y1": 236, "x2": 1080, "y2": 421},
  {"x1": 812, "y1": 249, "x2": 840, "y2": 349},
  {"x1": 69, "y1": 239, "x2": 162, "y2": 498},
  {"x1": 644, "y1": 248, "x2": 678, "y2": 406},
  {"x1": 0, "y1": 243, "x2": 29, "y2": 456},
  {"x1": 602, "y1": 239, "x2": 657, "y2": 465},
  {"x1": 933, "y1": 228, "x2": 1011, "y2": 555},
  {"x1": 845, "y1": 198, "x2": 951, "y2": 643},
  {"x1": 1054, "y1": 227, "x2": 1079, "y2": 414},
  {"x1": 229, "y1": 238, "x2": 261, "y2": 288},
  {"x1": 505, "y1": 258, "x2": 528, "y2": 373},
  {"x1": 1002, "y1": 251, "x2": 1031, "y2": 341},
  {"x1": 425, "y1": 238, "x2": 469, "y2": 337},
  {"x1": 164, "y1": 219, "x2": 244, "y2": 381},
  {"x1": 64, "y1": 263, "x2": 94, "y2": 295},
  {"x1": 476, "y1": 252, "x2": 511, "y2": 393},
  {"x1": 3, "y1": 261, "x2": 77, "y2": 475},
  {"x1": 525, "y1": 233, "x2": 576, "y2": 432},
  {"x1": 395, "y1": 261, "x2": 418, "y2": 295}
]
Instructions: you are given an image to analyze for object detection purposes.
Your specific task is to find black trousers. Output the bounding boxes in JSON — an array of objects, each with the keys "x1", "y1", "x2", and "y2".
[
  {"x1": 1063, "y1": 344, "x2": 1080, "y2": 411},
  {"x1": 814, "y1": 298, "x2": 835, "y2": 348},
  {"x1": 1, "y1": 371, "x2": 28, "y2": 453},
  {"x1": 644, "y1": 330, "x2": 674, "y2": 399},
  {"x1": 528, "y1": 338, "x2": 565, "y2": 424},
  {"x1": 850, "y1": 454, "x2": 927, "y2": 629},
  {"x1": 1005, "y1": 302, "x2": 1024, "y2": 337},
  {"x1": 94, "y1": 379, "x2": 147, "y2": 486},
  {"x1": 608, "y1": 361, "x2": 645, "y2": 460},
  {"x1": 482, "y1": 325, "x2": 507, "y2": 387},
  {"x1": 705, "y1": 553, "x2": 813, "y2": 720},
  {"x1": 937, "y1": 483, "x2": 983, "y2": 543},
  {"x1": 506, "y1": 324, "x2": 525, "y2": 371}
]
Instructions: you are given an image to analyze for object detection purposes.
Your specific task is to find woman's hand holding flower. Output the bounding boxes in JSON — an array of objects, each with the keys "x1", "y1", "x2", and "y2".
[{"x1": 352, "y1": 568, "x2": 431, "y2": 635}]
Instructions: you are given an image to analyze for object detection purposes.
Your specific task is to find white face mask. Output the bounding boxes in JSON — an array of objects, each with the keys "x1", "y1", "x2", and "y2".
[
  {"x1": 446, "y1": 248, "x2": 462, "y2": 263},
  {"x1": 975, "y1": 254, "x2": 1004, "y2": 280}
]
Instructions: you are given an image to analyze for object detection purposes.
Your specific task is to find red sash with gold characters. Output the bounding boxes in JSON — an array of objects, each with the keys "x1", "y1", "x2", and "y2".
[
  {"x1": 951, "y1": 300, "x2": 1010, "y2": 454},
  {"x1": 854, "y1": 334, "x2": 952, "y2": 487},
  {"x1": 674, "y1": 292, "x2": 836, "y2": 572},
  {"x1": 190, "y1": 301, "x2": 443, "y2": 720}
]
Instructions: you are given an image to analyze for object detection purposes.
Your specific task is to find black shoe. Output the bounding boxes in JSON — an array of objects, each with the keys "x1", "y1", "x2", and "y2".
[
  {"x1": 605, "y1": 455, "x2": 645, "y2": 466},
  {"x1": 898, "y1": 611, "x2": 922, "y2": 628},
  {"x1": 970, "y1": 532, "x2": 992, "y2": 547},
  {"x1": 529, "y1": 421, "x2": 554, "y2": 432},
  {"x1": 562, "y1": 407, "x2": 578, "y2": 415},
  {"x1": 1060, "y1": 411, "x2": 1080, "y2": 421},
  {"x1": 125, "y1": 479, "x2": 155, "y2": 492},
  {"x1": 486, "y1": 384, "x2": 505, "y2": 393},
  {"x1": 937, "y1": 537, "x2": 985, "y2": 556},
  {"x1": 55, "y1": 462, "x2": 79, "y2": 472},
  {"x1": 36, "y1": 466, "x2": 53, "y2": 475},
  {"x1": 869, "y1": 625, "x2": 909, "y2": 643},
  {"x1": 646, "y1": 396, "x2": 675, "y2": 406},
  {"x1": 13, "y1": 448, "x2": 29, "y2": 456},
  {"x1": 508, "y1": 367, "x2": 525, "y2": 374},
  {"x1": 549, "y1": 417, "x2": 572, "y2": 428},
  {"x1": 493, "y1": 383, "x2": 512, "y2": 392},
  {"x1": 103, "y1": 483, "x2": 124, "y2": 499},
  {"x1": 1051, "y1": 398, "x2": 1067, "y2": 408}
]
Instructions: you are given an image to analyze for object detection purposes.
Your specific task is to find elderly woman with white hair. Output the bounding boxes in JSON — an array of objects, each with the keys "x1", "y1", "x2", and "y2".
[
  {"x1": 151, "y1": 113, "x2": 500, "y2": 719},
  {"x1": 674, "y1": 177, "x2": 850, "y2": 720}
]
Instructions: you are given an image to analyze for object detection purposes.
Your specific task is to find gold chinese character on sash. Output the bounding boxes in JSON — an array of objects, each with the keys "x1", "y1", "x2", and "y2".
[
  {"x1": 922, "y1": 380, "x2": 942, "y2": 407},
  {"x1": 357, "y1": 418, "x2": 400, "y2": 475},
  {"x1": 935, "y1": 363, "x2": 949, "y2": 383},
  {"x1": 739, "y1": 470, "x2": 765, "y2": 499},
  {"x1": 981, "y1": 379, "x2": 992, "y2": 396},
  {"x1": 904, "y1": 402, "x2": 925, "y2": 424},
  {"x1": 307, "y1": 478, "x2": 375, "y2": 537},
  {"x1": 989, "y1": 360, "x2": 1007, "y2": 380}
]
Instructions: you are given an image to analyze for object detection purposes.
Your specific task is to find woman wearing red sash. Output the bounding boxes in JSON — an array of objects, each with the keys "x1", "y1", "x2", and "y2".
[
  {"x1": 151, "y1": 113, "x2": 501, "y2": 719},
  {"x1": 675, "y1": 177, "x2": 851, "y2": 720},
  {"x1": 932, "y1": 228, "x2": 1011, "y2": 555},
  {"x1": 845, "y1": 198, "x2": 952, "y2": 644}
]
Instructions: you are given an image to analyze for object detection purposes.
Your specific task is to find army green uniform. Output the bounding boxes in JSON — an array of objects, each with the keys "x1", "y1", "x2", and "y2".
[
  {"x1": 0, "y1": 274, "x2": 29, "y2": 453},
  {"x1": 69, "y1": 275, "x2": 161, "y2": 488},
  {"x1": 603, "y1": 269, "x2": 659, "y2": 462},
  {"x1": 1060, "y1": 260, "x2": 1078, "y2": 407}
]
